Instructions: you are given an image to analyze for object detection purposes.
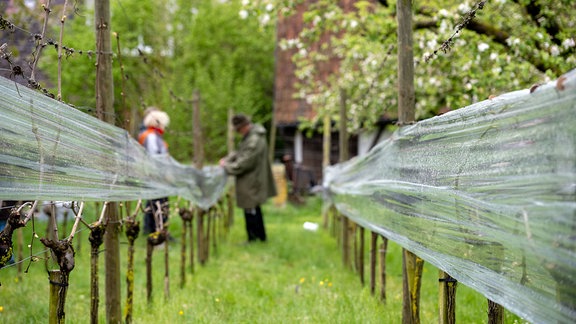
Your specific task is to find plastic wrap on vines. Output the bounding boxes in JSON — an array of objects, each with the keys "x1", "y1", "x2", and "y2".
[
  {"x1": 323, "y1": 69, "x2": 576, "y2": 323},
  {"x1": 0, "y1": 76, "x2": 227, "y2": 210}
]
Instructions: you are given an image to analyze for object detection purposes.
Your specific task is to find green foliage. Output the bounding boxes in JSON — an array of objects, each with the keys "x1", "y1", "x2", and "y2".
[
  {"x1": 169, "y1": 0, "x2": 275, "y2": 162},
  {"x1": 251, "y1": 0, "x2": 576, "y2": 133},
  {"x1": 20, "y1": 0, "x2": 275, "y2": 163}
]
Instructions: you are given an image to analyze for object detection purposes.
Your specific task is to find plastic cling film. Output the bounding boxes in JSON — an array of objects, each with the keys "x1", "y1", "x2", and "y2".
[
  {"x1": 0, "y1": 76, "x2": 227, "y2": 210},
  {"x1": 324, "y1": 69, "x2": 576, "y2": 323}
]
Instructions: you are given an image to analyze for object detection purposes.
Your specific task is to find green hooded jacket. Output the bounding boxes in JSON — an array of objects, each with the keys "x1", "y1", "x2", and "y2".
[{"x1": 223, "y1": 124, "x2": 277, "y2": 208}]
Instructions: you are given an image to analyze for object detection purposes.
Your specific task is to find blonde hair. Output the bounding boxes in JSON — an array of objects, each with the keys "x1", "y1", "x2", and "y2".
[{"x1": 143, "y1": 110, "x2": 170, "y2": 130}]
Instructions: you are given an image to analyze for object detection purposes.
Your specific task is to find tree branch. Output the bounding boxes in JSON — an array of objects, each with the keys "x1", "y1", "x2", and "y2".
[{"x1": 512, "y1": 0, "x2": 562, "y2": 45}]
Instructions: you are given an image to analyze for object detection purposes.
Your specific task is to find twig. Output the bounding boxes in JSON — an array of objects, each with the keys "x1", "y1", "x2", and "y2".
[
  {"x1": 93, "y1": 201, "x2": 109, "y2": 227},
  {"x1": 129, "y1": 200, "x2": 142, "y2": 220},
  {"x1": 115, "y1": 32, "x2": 129, "y2": 128},
  {"x1": 424, "y1": 0, "x2": 487, "y2": 62},
  {"x1": 21, "y1": 200, "x2": 39, "y2": 224},
  {"x1": 57, "y1": 0, "x2": 70, "y2": 101},
  {"x1": 66, "y1": 202, "x2": 85, "y2": 242},
  {"x1": 154, "y1": 201, "x2": 164, "y2": 232},
  {"x1": 30, "y1": 0, "x2": 52, "y2": 83}
]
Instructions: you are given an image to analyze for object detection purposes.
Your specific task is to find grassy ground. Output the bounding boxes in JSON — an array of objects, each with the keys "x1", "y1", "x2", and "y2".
[{"x1": 0, "y1": 197, "x2": 526, "y2": 323}]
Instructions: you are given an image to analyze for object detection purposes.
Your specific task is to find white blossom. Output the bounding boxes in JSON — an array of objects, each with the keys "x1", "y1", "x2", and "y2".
[
  {"x1": 490, "y1": 52, "x2": 498, "y2": 60},
  {"x1": 492, "y1": 67, "x2": 502, "y2": 75},
  {"x1": 550, "y1": 45, "x2": 560, "y2": 56},
  {"x1": 506, "y1": 38, "x2": 521, "y2": 46},
  {"x1": 266, "y1": 3, "x2": 274, "y2": 12},
  {"x1": 260, "y1": 13, "x2": 270, "y2": 25},
  {"x1": 477, "y1": 42, "x2": 489, "y2": 52},
  {"x1": 563, "y1": 38, "x2": 575, "y2": 49},
  {"x1": 313, "y1": 16, "x2": 321, "y2": 26},
  {"x1": 239, "y1": 10, "x2": 248, "y2": 19},
  {"x1": 438, "y1": 9, "x2": 449, "y2": 17},
  {"x1": 350, "y1": 20, "x2": 358, "y2": 29},
  {"x1": 458, "y1": 3, "x2": 471, "y2": 13},
  {"x1": 242, "y1": 0, "x2": 250, "y2": 5}
]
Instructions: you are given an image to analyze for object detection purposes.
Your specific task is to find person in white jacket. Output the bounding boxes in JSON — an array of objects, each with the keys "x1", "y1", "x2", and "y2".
[{"x1": 138, "y1": 108, "x2": 170, "y2": 233}]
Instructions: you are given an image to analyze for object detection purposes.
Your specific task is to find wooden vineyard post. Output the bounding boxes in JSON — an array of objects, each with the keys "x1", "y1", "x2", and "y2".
[
  {"x1": 439, "y1": 271, "x2": 457, "y2": 324},
  {"x1": 397, "y1": 0, "x2": 423, "y2": 322},
  {"x1": 322, "y1": 113, "x2": 332, "y2": 229},
  {"x1": 370, "y1": 232, "x2": 377, "y2": 295},
  {"x1": 180, "y1": 217, "x2": 187, "y2": 288},
  {"x1": 48, "y1": 270, "x2": 67, "y2": 324},
  {"x1": 211, "y1": 207, "x2": 218, "y2": 254},
  {"x1": 189, "y1": 211, "x2": 195, "y2": 274},
  {"x1": 95, "y1": 0, "x2": 121, "y2": 321},
  {"x1": 204, "y1": 208, "x2": 212, "y2": 261},
  {"x1": 356, "y1": 226, "x2": 365, "y2": 285},
  {"x1": 164, "y1": 235, "x2": 170, "y2": 300},
  {"x1": 197, "y1": 209, "x2": 207, "y2": 265},
  {"x1": 338, "y1": 87, "x2": 353, "y2": 269},
  {"x1": 488, "y1": 300, "x2": 504, "y2": 324},
  {"x1": 192, "y1": 89, "x2": 204, "y2": 170},
  {"x1": 146, "y1": 241, "x2": 153, "y2": 303},
  {"x1": 487, "y1": 242, "x2": 504, "y2": 324},
  {"x1": 342, "y1": 216, "x2": 352, "y2": 269},
  {"x1": 192, "y1": 91, "x2": 211, "y2": 267},
  {"x1": 379, "y1": 235, "x2": 388, "y2": 302},
  {"x1": 402, "y1": 250, "x2": 424, "y2": 324},
  {"x1": 124, "y1": 217, "x2": 139, "y2": 324}
]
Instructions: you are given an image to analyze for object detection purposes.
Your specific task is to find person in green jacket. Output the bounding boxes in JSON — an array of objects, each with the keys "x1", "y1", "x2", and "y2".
[{"x1": 220, "y1": 114, "x2": 277, "y2": 242}]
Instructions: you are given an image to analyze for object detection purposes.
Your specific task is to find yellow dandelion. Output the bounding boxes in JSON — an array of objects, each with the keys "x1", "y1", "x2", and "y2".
[
  {"x1": 328, "y1": 282, "x2": 333, "y2": 287},
  {"x1": 319, "y1": 281, "x2": 324, "y2": 286},
  {"x1": 178, "y1": 310, "x2": 184, "y2": 316},
  {"x1": 215, "y1": 298, "x2": 220, "y2": 303},
  {"x1": 299, "y1": 277, "x2": 305, "y2": 284},
  {"x1": 0, "y1": 306, "x2": 4, "y2": 312}
]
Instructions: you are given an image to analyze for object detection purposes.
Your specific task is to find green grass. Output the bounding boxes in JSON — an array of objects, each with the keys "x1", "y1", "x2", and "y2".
[{"x1": 0, "y1": 197, "x2": 527, "y2": 323}]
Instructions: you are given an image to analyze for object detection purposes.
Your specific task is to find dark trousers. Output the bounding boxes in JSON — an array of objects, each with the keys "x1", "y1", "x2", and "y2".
[
  {"x1": 244, "y1": 206, "x2": 266, "y2": 242},
  {"x1": 144, "y1": 197, "x2": 168, "y2": 234}
]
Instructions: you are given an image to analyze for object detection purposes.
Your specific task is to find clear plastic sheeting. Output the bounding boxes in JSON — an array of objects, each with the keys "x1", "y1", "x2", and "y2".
[
  {"x1": 0, "y1": 76, "x2": 227, "y2": 210},
  {"x1": 324, "y1": 70, "x2": 576, "y2": 324}
]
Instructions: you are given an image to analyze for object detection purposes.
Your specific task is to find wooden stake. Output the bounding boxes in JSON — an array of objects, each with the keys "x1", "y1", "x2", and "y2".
[
  {"x1": 342, "y1": 215, "x2": 351, "y2": 269},
  {"x1": 439, "y1": 271, "x2": 457, "y2": 324},
  {"x1": 370, "y1": 232, "x2": 377, "y2": 295},
  {"x1": 358, "y1": 226, "x2": 365, "y2": 285},
  {"x1": 197, "y1": 209, "x2": 206, "y2": 265},
  {"x1": 48, "y1": 270, "x2": 67, "y2": 324},
  {"x1": 487, "y1": 299, "x2": 504, "y2": 324},
  {"x1": 322, "y1": 114, "x2": 331, "y2": 229},
  {"x1": 189, "y1": 214, "x2": 195, "y2": 274},
  {"x1": 180, "y1": 219, "x2": 187, "y2": 288},
  {"x1": 379, "y1": 236, "x2": 388, "y2": 302},
  {"x1": 402, "y1": 249, "x2": 423, "y2": 324}
]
